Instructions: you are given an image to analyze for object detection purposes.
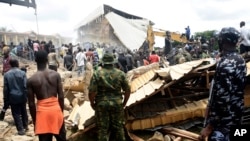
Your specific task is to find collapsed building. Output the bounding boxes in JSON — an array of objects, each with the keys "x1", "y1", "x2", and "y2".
[
  {"x1": 63, "y1": 58, "x2": 250, "y2": 140},
  {"x1": 75, "y1": 4, "x2": 153, "y2": 53},
  {"x1": 63, "y1": 4, "x2": 250, "y2": 141}
]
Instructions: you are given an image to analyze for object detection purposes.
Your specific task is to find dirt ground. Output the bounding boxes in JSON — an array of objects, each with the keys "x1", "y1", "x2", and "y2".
[{"x1": 0, "y1": 57, "x2": 75, "y2": 141}]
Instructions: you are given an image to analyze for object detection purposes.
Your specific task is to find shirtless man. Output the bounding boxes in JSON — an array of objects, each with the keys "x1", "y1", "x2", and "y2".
[{"x1": 27, "y1": 50, "x2": 66, "y2": 141}]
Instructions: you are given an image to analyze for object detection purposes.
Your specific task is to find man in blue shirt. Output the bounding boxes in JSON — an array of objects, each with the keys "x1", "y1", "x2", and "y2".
[
  {"x1": 3, "y1": 59, "x2": 28, "y2": 135},
  {"x1": 185, "y1": 26, "x2": 191, "y2": 41}
]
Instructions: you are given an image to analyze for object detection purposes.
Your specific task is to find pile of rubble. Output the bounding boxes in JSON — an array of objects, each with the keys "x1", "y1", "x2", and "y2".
[{"x1": 1, "y1": 57, "x2": 250, "y2": 141}]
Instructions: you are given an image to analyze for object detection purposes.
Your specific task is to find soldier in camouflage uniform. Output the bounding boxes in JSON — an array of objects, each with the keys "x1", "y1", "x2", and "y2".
[
  {"x1": 199, "y1": 27, "x2": 247, "y2": 141},
  {"x1": 88, "y1": 53, "x2": 131, "y2": 141},
  {"x1": 201, "y1": 43, "x2": 211, "y2": 59}
]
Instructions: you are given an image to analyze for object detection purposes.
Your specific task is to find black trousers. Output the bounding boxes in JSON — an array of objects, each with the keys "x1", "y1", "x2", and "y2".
[
  {"x1": 10, "y1": 103, "x2": 28, "y2": 132},
  {"x1": 127, "y1": 65, "x2": 133, "y2": 71},
  {"x1": 38, "y1": 122, "x2": 66, "y2": 141},
  {"x1": 66, "y1": 65, "x2": 73, "y2": 71}
]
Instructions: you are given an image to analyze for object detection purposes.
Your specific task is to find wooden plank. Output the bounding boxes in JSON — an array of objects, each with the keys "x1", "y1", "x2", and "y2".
[{"x1": 161, "y1": 127, "x2": 199, "y2": 141}]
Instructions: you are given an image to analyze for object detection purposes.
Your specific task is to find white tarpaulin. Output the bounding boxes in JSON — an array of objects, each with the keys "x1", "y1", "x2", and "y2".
[{"x1": 105, "y1": 12, "x2": 150, "y2": 51}]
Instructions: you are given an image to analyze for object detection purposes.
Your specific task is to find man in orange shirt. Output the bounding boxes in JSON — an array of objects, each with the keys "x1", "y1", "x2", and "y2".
[{"x1": 148, "y1": 51, "x2": 160, "y2": 63}]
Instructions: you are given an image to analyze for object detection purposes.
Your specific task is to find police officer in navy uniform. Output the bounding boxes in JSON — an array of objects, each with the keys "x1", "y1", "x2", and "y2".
[{"x1": 199, "y1": 27, "x2": 247, "y2": 141}]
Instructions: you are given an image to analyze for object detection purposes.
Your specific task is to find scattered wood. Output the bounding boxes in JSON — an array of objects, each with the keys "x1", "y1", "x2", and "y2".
[
  {"x1": 67, "y1": 123, "x2": 96, "y2": 141},
  {"x1": 127, "y1": 132, "x2": 144, "y2": 141},
  {"x1": 161, "y1": 127, "x2": 199, "y2": 141}
]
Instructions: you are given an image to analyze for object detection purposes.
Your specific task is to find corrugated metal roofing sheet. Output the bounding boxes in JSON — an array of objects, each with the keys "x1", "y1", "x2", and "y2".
[
  {"x1": 105, "y1": 12, "x2": 150, "y2": 51},
  {"x1": 66, "y1": 59, "x2": 250, "y2": 134},
  {"x1": 75, "y1": 4, "x2": 147, "y2": 30},
  {"x1": 126, "y1": 99, "x2": 208, "y2": 130},
  {"x1": 127, "y1": 78, "x2": 164, "y2": 107}
]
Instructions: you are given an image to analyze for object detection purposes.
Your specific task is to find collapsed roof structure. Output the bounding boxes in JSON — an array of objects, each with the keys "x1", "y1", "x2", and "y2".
[
  {"x1": 65, "y1": 4, "x2": 250, "y2": 140},
  {"x1": 75, "y1": 4, "x2": 153, "y2": 51},
  {"x1": 64, "y1": 58, "x2": 250, "y2": 140}
]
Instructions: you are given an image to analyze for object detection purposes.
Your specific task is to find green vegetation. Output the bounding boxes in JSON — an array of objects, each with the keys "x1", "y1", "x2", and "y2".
[
  {"x1": 194, "y1": 30, "x2": 217, "y2": 40},
  {"x1": 194, "y1": 30, "x2": 219, "y2": 50}
]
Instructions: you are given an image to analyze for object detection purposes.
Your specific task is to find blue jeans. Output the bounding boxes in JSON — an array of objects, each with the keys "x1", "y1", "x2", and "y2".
[{"x1": 77, "y1": 65, "x2": 84, "y2": 76}]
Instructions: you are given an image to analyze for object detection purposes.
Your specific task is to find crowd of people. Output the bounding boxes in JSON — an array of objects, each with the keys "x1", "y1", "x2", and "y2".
[{"x1": 0, "y1": 21, "x2": 249, "y2": 141}]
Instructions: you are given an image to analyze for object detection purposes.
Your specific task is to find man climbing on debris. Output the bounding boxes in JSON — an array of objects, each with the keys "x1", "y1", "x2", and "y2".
[
  {"x1": 89, "y1": 53, "x2": 131, "y2": 141},
  {"x1": 27, "y1": 50, "x2": 66, "y2": 141},
  {"x1": 199, "y1": 27, "x2": 247, "y2": 141}
]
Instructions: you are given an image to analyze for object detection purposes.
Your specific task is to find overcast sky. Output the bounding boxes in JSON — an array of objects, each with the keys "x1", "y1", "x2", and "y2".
[{"x1": 0, "y1": 0, "x2": 249, "y2": 41}]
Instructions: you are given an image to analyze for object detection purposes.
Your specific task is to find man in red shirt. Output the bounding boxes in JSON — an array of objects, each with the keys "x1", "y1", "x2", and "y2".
[{"x1": 149, "y1": 51, "x2": 160, "y2": 63}]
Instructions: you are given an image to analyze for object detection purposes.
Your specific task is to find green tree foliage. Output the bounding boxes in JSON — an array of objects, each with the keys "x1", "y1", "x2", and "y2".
[
  {"x1": 194, "y1": 30, "x2": 219, "y2": 50},
  {"x1": 172, "y1": 40, "x2": 184, "y2": 47},
  {"x1": 194, "y1": 30, "x2": 216, "y2": 39}
]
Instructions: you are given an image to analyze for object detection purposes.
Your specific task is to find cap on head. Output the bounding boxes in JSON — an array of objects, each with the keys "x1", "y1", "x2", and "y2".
[
  {"x1": 219, "y1": 27, "x2": 240, "y2": 44},
  {"x1": 201, "y1": 43, "x2": 209, "y2": 50},
  {"x1": 240, "y1": 21, "x2": 245, "y2": 27},
  {"x1": 102, "y1": 53, "x2": 114, "y2": 64}
]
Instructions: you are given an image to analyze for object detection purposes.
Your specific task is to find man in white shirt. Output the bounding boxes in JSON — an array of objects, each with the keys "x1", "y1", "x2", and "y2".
[
  {"x1": 239, "y1": 21, "x2": 250, "y2": 55},
  {"x1": 75, "y1": 48, "x2": 86, "y2": 77}
]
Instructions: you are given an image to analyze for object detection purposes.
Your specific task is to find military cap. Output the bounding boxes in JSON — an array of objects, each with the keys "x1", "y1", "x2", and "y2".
[{"x1": 102, "y1": 53, "x2": 115, "y2": 64}]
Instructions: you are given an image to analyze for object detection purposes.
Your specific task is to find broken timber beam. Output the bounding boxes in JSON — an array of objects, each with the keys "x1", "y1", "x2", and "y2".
[{"x1": 161, "y1": 127, "x2": 199, "y2": 141}]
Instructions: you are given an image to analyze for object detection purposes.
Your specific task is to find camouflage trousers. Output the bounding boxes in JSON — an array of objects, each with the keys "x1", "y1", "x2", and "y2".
[
  {"x1": 95, "y1": 100, "x2": 126, "y2": 141},
  {"x1": 208, "y1": 130, "x2": 230, "y2": 141}
]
